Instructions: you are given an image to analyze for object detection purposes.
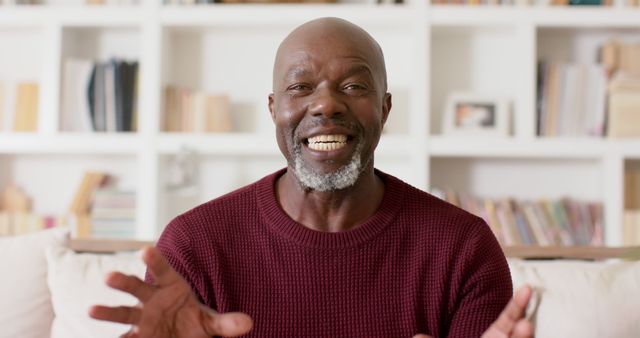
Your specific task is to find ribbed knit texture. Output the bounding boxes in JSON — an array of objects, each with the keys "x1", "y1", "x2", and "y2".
[{"x1": 153, "y1": 168, "x2": 512, "y2": 338}]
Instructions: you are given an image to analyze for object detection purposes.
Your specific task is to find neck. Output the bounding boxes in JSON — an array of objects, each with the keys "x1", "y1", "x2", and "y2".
[{"x1": 276, "y1": 165, "x2": 385, "y2": 233}]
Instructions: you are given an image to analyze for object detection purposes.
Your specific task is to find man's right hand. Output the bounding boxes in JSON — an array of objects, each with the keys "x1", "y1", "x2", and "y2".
[{"x1": 89, "y1": 247, "x2": 253, "y2": 338}]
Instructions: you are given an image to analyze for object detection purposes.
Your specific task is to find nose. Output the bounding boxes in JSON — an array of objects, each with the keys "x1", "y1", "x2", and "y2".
[{"x1": 307, "y1": 87, "x2": 347, "y2": 119}]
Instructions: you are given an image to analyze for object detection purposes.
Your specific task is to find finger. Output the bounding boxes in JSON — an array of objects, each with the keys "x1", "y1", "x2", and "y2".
[
  {"x1": 89, "y1": 305, "x2": 142, "y2": 325},
  {"x1": 204, "y1": 311, "x2": 254, "y2": 337},
  {"x1": 106, "y1": 271, "x2": 155, "y2": 303},
  {"x1": 412, "y1": 335, "x2": 434, "y2": 338},
  {"x1": 491, "y1": 285, "x2": 532, "y2": 334},
  {"x1": 143, "y1": 246, "x2": 182, "y2": 287},
  {"x1": 512, "y1": 319, "x2": 534, "y2": 338}
]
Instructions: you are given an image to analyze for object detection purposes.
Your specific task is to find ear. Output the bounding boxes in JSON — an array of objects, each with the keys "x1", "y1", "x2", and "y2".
[
  {"x1": 381, "y1": 92, "x2": 392, "y2": 126},
  {"x1": 268, "y1": 93, "x2": 276, "y2": 122}
]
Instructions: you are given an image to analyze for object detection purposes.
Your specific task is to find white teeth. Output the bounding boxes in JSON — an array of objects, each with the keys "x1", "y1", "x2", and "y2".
[{"x1": 307, "y1": 134, "x2": 348, "y2": 151}]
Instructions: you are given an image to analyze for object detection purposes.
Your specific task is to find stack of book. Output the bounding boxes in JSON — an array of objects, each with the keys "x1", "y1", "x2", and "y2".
[
  {"x1": 432, "y1": 189, "x2": 604, "y2": 246},
  {"x1": 536, "y1": 61, "x2": 608, "y2": 137},
  {"x1": 163, "y1": 86, "x2": 232, "y2": 133},
  {"x1": 90, "y1": 189, "x2": 136, "y2": 238},
  {"x1": 602, "y1": 40, "x2": 640, "y2": 138},
  {"x1": 61, "y1": 58, "x2": 138, "y2": 133}
]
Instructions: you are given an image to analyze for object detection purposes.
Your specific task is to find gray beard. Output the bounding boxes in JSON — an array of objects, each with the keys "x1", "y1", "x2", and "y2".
[{"x1": 292, "y1": 140, "x2": 364, "y2": 192}]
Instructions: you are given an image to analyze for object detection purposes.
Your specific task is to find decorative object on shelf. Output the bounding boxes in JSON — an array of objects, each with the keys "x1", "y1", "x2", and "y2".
[
  {"x1": 163, "y1": 86, "x2": 232, "y2": 133},
  {"x1": 68, "y1": 171, "x2": 107, "y2": 238},
  {"x1": 0, "y1": 183, "x2": 67, "y2": 236},
  {"x1": 442, "y1": 92, "x2": 510, "y2": 137},
  {"x1": 165, "y1": 146, "x2": 199, "y2": 192},
  {"x1": 1, "y1": 183, "x2": 31, "y2": 214},
  {"x1": 13, "y1": 82, "x2": 39, "y2": 132}
]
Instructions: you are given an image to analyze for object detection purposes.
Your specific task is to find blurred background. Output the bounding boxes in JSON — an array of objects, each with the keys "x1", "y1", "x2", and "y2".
[{"x1": 0, "y1": 0, "x2": 639, "y2": 250}]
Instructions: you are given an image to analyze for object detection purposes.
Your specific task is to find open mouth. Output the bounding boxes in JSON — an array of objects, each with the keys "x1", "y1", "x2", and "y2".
[{"x1": 304, "y1": 134, "x2": 352, "y2": 152}]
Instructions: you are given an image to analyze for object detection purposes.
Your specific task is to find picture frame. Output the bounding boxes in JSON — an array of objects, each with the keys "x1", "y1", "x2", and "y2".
[{"x1": 442, "y1": 92, "x2": 510, "y2": 137}]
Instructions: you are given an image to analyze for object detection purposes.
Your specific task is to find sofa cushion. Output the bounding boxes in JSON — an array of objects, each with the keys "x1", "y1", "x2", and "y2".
[
  {"x1": 0, "y1": 228, "x2": 69, "y2": 338},
  {"x1": 45, "y1": 246, "x2": 146, "y2": 338},
  {"x1": 508, "y1": 258, "x2": 640, "y2": 338}
]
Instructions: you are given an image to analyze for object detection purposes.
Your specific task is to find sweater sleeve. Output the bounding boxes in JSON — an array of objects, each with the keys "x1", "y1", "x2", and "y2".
[
  {"x1": 144, "y1": 215, "x2": 208, "y2": 304},
  {"x1": 446, "y1": 219, "x2": 513, "y2": 338}
]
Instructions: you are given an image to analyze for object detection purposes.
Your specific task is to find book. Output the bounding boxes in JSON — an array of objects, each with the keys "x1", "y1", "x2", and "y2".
[
  {"x1": 206, "y1": 94, "x2": 232, "y2": 132},
  {"x1": 104, "y1": 60, "x2": 117, "y2": 132},
  {"x1": 619, "y1": 43, "x2": 640, "y2": 77},
  {"x1": 0, "y1": 83, "x2": 4, "y2": 131},
  {"x1": 522, "y1": 202, "x2": 550, "y2": 246},
  {"x1": 60, "y1": 58, "x2": 94, "y2": 132},
  {"x1": 626, "y1": 166, "x2": 640, "y2": 209},
  {"x1": 624, "y1": 210, "x2": 640, "y2": 246},
  {"x1": 607, "y1": 73, "x2": 640, "y2": 138},
  {"x1": 94, "y1": 63, "x2": 107, "y2": 132},
  {"x1": 13, "y1": 82, "x2": 39, "y2": 132}
]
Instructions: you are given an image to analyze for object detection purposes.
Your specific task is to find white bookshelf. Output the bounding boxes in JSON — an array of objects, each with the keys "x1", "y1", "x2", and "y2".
[{"x1": 0, "y1": 0, "x2": 638, "y2": 246}]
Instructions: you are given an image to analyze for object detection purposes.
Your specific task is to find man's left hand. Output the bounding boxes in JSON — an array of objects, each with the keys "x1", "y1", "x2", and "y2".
[{"x1": 413, "y1": 285, "x2": 535, "y2": 338}]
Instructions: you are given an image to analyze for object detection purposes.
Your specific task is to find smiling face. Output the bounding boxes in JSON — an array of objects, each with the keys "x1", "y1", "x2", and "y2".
[{"x1": 269, "y1": 18, "x2": 392, "y2": 192}]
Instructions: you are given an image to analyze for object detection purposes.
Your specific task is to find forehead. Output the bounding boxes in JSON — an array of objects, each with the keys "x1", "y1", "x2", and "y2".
[{"x1": 275, "y1": 36, "x2": 380, "y2": 80}]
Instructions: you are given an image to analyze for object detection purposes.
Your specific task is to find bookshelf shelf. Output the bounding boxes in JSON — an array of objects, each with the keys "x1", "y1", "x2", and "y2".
[
  {"x1": 159, "y1": 4, "x2": 413, "y2": 27},
  {"x1": 1, "y1": 2, "x2": 638, "y2": 246},
  {"x1": 428, "y1": 137, "x2": 609, "y2": 159},
  {"x1": 156, "y1": 133, "x2": 280, "y2": 155},
  {"x1": 430, "y1": 6, "x2": 640, "y2": 27},
  {"x1": 0, "y1": 134, "x2": 140, "y2": 154}
]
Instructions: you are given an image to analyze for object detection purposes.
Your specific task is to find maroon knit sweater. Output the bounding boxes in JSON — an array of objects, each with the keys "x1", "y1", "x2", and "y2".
[{"x1": 153, "y1": 169, "x2": 512, "y2": 337}]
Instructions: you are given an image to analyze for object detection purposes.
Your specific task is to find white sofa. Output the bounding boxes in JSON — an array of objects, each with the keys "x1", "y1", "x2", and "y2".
[{"x1": 1, "y1": 228, "x2": 640, "y2": 338}]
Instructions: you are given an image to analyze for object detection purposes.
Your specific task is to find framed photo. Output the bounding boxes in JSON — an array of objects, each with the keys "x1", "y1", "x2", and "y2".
[{"x1": 442, "y1": 92, "x2": 510, "y2": 137}]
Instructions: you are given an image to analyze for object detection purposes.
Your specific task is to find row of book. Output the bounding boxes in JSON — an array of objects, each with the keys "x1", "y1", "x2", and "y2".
[
  {"x1": 0, "y1": 82, "x2": 39, "y2": 132},
  {"x1": 431, "y1": 0, "x2": 639, "y2": 5},
  {"x1": 0, "y1": 213, "x2": 68, "y2": 236},
  {"x1": 536, "y1": 61, "x2": 607, "y2": 137},
  {"x1": 163, "y1": 86, "x2": 232, "y2": 133},
  {"x1": 433, "y1": 189, "x2": 604, "y2": 246},
  {"x1": 61, "y1": 58, "x2": 139, "y2": 133},
  {"x1": 1, "y1": 0, "x2": 139, "y2": 4}
]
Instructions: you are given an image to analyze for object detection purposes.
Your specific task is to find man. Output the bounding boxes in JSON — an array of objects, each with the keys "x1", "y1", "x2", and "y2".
[{"x1": 90, "y1": 17, "x2": 534, "y2": 338}]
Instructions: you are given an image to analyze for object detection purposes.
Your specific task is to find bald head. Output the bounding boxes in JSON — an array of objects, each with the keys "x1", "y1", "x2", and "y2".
[{"x1": 272, "y1": 17, "x2": 388, "y2": 93}]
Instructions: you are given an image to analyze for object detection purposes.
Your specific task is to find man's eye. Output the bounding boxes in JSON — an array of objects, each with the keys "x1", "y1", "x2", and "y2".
[
  {"x1": 344, "y1": 84, "x2": 368, "y2": 93},
  {"x1": 287, "y1": 84, "x2": 311, "y2": 91}
]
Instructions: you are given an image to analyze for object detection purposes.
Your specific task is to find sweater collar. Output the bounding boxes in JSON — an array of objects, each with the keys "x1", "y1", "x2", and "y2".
[{"x1": 256, "y1": 168, "x2": 406, "y2": 249}]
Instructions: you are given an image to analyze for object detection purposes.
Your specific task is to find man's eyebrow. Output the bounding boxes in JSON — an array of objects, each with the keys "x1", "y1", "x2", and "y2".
[
  {"x1": 343, "y1": 64, "x2": 374, "y2": 80},
  {"x1": 285, "y1": 67, "x2": 311, "y2": 80}
]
